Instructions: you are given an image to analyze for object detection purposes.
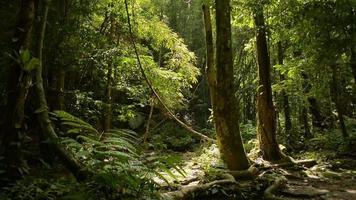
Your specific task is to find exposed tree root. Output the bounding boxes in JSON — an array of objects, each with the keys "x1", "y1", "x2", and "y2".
[
  {"x1": 226, "y1": 166, "x2": 259, "y2": 179},
  {"x1": 260, "y1": 159, "x2": 317, "y2": 170},
  {"x1": 264, "y1": 176, "x2": 288, "y2": 200},
  {"x1": 179, "y1": 177, "x2": 199, "y2": 185},
  {"x1": 160, "y1": 179, "x2": 238, "y2": 200}
]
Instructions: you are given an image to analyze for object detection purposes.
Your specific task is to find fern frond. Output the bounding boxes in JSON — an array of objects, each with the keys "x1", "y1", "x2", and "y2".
[{"x1": 53, "y1": 111, "x2": 99, "y2": 135}]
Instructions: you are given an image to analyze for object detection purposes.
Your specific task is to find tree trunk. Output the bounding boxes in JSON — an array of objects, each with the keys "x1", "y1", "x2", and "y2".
[
  {"x1": 277, "y1": 43, "x2": 292, "y2": 140},
  {"x1": 308, "y1": 97, "x2": 325, "y2": 129},
  {"x1": 1, "y1": 0, "x2": 36, "y2": 179},
  {"x1": 57, "y1": 68, "x2": 66, "y2": 110},
  {"x1": 330, "y1": 65, "x2": 348, "y2": 138},
  {"x1": 351, "y1": 46, "x2": 356, "y2": 85},
  {"x1": 33, "y1": 0, "x2": 89, "y2": 181},
  {"x1": 202, "y1": 4, "x2": 216, "y2": 106},
  {"x1": 103, "y1": 64, "x2": 113, "y2": 132},
  {"x1": 301, "y1": 106, "x2": 311, "y2": 138},
  {"x1": 254, "y1": 6, "x2": 286, "y2": 162},
  {"x1": 208, "y1": 0, "x2": 249, "y2": 170}
]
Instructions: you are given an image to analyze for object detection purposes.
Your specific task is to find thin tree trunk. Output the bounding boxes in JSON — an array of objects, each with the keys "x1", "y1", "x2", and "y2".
[
  {"x1": 202, "y1": 4, "x2": 216, "y2": 106},
  {"x1": 143, "y1": 97, "x2": 154, "y2": 144},
  {"x1": 277, "y1": 42, "x2": 292, "y2": 140},
  {"x1": 301, "y1": 106, "x2": 311, "y2": 138},
  {"x1": 308, "y1": 97, "x2": 325, "y2": 129},
  {"x1": 1, "y1": 0, "x2": 36, "y2": 179},
  {"x1": 351, "y1": 45, "x2": 356, "y2": 85},
  {"x1": 103, "y1": 64, "x2": 113, "y2": 132},
  {"x1": 57, "y1": 68, "x2": 65, "y2": 110},
  {"x1": 254, "y1": 6, "x2": 287, "y2": 162},
  {"x1": 209, "y1": 0, "x2": 250, "y2": 170},
  {"x1": 34, "y1": 0, "x2": 89, "y2": 181},
  {"x1": 330, "y1": 65, "x2": 348, "y2": 138}
]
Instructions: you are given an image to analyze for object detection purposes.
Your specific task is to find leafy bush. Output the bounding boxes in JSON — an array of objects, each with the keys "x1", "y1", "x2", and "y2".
[
  {"x1": 240, "y1": 123, "x2": 257, "y2": 141},
  {"x1": 151, "y1": 121, "x2": 196, "y2": 151},
  {"x1": 0, "y1": 178, "x2": 85, "y2": 200}
]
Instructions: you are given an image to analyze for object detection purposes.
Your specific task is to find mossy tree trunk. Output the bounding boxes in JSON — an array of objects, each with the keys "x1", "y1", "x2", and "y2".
[
  {"x1": 205, "y1": 0, "x2": 249, "y2": 170},
  {"x1": 1, "y1": 0, "x2": 36, "y2": 179},
  {"x1": 254, "y1": 6, "x2": 286, "y2": 162}
]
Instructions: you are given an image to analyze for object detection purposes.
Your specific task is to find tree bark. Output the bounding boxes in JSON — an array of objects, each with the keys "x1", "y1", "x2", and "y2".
[
  {"x1": 210, "y1": 0, "x2": 250, "y2": 170},
  {"x1": 1, "y1": 0, "x2": 36, "y2": 179},
  {"x1": 202, "y1": 4, "x2": 216, "y2": 106},
  {"x1": 33, "y1": 0, "x2": 89, "y2": 181},
  {"x1": 254, "y1": 6, "x2": 287, "y2": 162},
  {"x1": 277, "y1": 43, "x2": 292, "y2": 140}
]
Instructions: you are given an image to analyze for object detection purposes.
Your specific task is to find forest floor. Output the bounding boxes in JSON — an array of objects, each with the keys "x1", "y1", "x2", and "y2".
[
  {"x1": 156, "y1": 144, "x2": 356, "y2": 200},
  {"x1": 2, "y1": 127, "x2": 356, "y2": 200}
]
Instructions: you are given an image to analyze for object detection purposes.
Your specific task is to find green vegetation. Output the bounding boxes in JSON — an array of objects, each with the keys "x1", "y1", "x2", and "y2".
[{"x1": 0, "y1": 0, "x2": 356, "y2": 199}]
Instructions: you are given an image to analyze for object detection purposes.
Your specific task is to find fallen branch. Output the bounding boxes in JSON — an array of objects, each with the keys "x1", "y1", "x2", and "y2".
[{"x1": 160, "y1": 179, "x2": 238, "y2": 200}]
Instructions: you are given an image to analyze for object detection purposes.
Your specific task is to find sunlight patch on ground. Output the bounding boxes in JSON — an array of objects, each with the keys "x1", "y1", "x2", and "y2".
[{"x1": 153, "y1": 144, "x2": 222, "y2": 186}]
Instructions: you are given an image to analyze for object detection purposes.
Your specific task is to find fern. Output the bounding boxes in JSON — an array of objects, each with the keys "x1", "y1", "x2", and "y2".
[
  {"x1": 53, "y1": 110, "x2": 99, "y2": 137},
  {"x1": 52, "y1": 111, "x2": 185, "y2": 197}
]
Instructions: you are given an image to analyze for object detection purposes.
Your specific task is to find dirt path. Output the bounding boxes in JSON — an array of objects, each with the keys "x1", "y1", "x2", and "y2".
[
  {"x1": 156, "y1": 146, "x2": 356, "y2": 199},
  {"x1": 275, "y1": 167, "x2": 356, "y2": 200}
]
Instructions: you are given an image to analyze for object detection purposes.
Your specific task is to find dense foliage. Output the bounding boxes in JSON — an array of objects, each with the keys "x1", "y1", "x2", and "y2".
[{"x1": 0, "y1": 0, "x2": 355, "y2": 199}]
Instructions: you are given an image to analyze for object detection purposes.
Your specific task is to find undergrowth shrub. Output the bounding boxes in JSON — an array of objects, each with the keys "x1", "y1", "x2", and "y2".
[
  {"x1": 0, "y1": 111, "x2": 185, "y2": 199},
  {"x1": 151, "y1": 121, "x2": 196, "y2": 151}
]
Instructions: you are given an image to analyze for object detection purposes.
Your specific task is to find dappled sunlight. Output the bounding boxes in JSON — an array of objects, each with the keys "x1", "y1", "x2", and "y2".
[{"x1": 0, "y1": 0, "x2": 356, "y2": 199}]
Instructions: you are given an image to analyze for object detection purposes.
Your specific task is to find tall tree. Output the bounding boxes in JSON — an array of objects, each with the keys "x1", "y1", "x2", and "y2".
[
  {"x1": 34, "y1": 0, "x2": 88, "y2": 180},
  {"x1": 330, "y1": 65, "x2": 348, "y2": 138},
  {"x1": 209, "y1": 0, "x2": 250, "y2": 170},
  {"x1": 1, "y1": 0, "x2": 36, "y2": 178},
  {"x1": 277, "y1": 42, "x2": 292, "y2": 142},
  {"x1": 254, "y1": 4, "x2": 288, "y2": 162}
]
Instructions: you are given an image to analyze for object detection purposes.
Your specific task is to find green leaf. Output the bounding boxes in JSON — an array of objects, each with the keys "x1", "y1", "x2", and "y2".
[
  {"x1": 20, "y1": 49, "x2": 31, "y2": 64},
  {"x1": 23, "y1": 58, "x2": 40, "y2": 71}
]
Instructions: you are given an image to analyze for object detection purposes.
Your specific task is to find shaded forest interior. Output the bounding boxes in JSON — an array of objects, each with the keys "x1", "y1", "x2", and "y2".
[{"x1": 1, "y1": 0, "x2": 356, "y2": 199}]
